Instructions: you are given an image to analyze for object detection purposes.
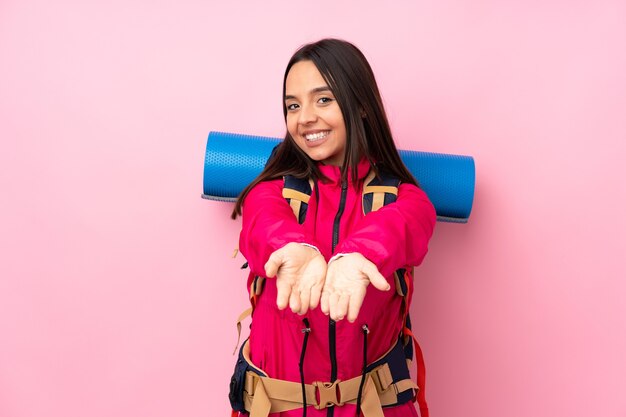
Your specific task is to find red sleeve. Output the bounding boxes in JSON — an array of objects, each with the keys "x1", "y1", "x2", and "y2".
[
  {"x1": 239, "y1": 179, "x2": 320, "y2": 277},
  {"x1": 333, "y1": 183, "x2": 437, "y2": 278}
]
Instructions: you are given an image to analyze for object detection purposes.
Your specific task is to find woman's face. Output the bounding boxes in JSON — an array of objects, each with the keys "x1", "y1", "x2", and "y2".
[{"x1": 284, "y1": 60, "x2": 347, "y2": 166}]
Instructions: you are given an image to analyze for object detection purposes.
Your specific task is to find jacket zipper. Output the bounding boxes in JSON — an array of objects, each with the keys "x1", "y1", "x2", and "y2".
[{"x1": 328, "y1": 180, "x2": 348, "y2": 417}]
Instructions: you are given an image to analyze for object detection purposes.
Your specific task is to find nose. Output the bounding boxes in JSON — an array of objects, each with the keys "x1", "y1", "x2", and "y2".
[{"x1": 298, "y1": 103, "x2": 317, "y2": 125}]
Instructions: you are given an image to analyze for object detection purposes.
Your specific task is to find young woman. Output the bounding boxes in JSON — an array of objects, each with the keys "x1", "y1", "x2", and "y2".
[{"x1": 231, "y1": 38, "x2": 436, "y2": 417}]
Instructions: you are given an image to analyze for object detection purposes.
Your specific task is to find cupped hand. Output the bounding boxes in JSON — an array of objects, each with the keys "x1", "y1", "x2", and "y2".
[
  {"x1": 320, "y1": 253, "x2": 390, "y2": 322},
  {"x1": 264, "y1": 242, "x2": 327, "y2": 315}
]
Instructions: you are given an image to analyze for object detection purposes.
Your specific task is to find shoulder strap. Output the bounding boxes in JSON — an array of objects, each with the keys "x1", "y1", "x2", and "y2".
[
  {"x1": 282, "y1": 175, "x2": 314, "y2": 224},
  {"x1": 283, "y1": 170, "x2": 400, "y2": 220},
  {"x1": 245, "y1": 176, "x2": 313, "y2": 319},
  {"x1": 362, "y1": 170, "x2": 400, "y2": 214},
  {"x1": 362, "y1": 170, "x2": 405, "y2": 297},
  {"x1": 362, "y1": 170, "x2": 429, "y2": 416}
]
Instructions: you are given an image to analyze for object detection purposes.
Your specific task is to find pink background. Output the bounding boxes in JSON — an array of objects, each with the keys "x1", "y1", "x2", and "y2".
[{"x1": 1, "y1": 1, "x2": 625, "y2": 416}]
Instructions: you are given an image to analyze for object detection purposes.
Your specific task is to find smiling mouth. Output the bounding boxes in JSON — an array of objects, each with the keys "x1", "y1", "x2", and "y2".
[{"x1": 304, "y1": 131, "x2": 330, "y2": 142}]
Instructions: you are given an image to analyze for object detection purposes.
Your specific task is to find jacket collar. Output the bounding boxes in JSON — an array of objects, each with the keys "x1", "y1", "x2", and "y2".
[{"x1": 317, "y1": 158, "x2": 371, "y2": 185}]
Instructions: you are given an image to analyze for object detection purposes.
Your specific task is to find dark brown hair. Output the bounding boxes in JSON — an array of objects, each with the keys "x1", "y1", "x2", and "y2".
[{"x1": 231, "y1": 38, "x2": 417, "y2": 218}]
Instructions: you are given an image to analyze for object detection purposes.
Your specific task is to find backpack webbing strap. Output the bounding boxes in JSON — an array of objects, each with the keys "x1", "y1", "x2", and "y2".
[
  {"x1": 403, "y1": 325, "x2": 429, "y2": 417},
  {"x1": 247, "y1": 274, "x2": 265, "y2": 315},
  {"x1": 363, "y1": 173, "x2": 408, "y2": 300},
  {"x1": 397, "y1": 268, "x2": 429, "y2": 417},
  {"x1": 363, "y1": 170, "x2": 428, "y2": 415},
  {"x1": 234, "y1": 275, "x2": 264, "y2": 354},
  {"x1": 394, "y1": 269, "x2": 408, "y2": 297},
  {"x1": 243, "y1": 369, "x2": 416, "y2": 417},
  {"x1": 282, "y1": 177, "x2": 314, "y2": 224},
  {"x1": 234, "y1": 307, "x2": 253, "y2": 355},
  {"x1": 238, "y1": 338, "x2": 417, "y2": 416},
  {"x1": 244, "y1": 371, "x2": 392, "y2": 417},
  {"x1": 362, "y1": 170, "x2": 400, "y2": 214}
]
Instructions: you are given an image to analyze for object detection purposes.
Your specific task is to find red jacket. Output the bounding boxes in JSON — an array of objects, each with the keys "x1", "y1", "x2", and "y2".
[{"x1": 239, "y1": 159, "x2": 437, "y2": 417}]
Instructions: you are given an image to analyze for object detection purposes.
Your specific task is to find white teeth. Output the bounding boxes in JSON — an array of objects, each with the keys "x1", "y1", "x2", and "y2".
[{"x1": 305, "y1": 131, "x2": 329, "y2": 141}]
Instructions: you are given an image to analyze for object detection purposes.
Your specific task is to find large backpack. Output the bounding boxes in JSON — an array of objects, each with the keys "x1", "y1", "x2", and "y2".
[{"x1": 238, "y1": 171, "x2": 429, "y2": 417}]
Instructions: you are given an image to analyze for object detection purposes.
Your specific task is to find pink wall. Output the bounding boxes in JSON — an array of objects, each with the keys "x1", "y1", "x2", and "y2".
[{"x1": 1, "y1": 1, "x2": 625, "y2": 416}]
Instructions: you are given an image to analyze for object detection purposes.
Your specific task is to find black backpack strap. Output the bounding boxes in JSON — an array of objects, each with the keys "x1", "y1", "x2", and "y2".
[
  {"x1": 362, "y1": 170, "x2": 405, "y2": 295},
  {"x1": 362, "y1": 170, "x2": 401, "y2": 214},
  {"x1": 361, "y1": 171, "x2": 418, "y2": 372},
  {"x1": 246, "y1": 175, "x2": 312, "y2": 318},
  {"x1": 282, "y1": 175, "x2": 314, "y2": 225}
]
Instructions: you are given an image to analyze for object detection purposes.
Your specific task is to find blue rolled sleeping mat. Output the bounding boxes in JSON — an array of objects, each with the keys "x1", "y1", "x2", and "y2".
[{"x1": 202, "y1": 131, "x2": 475, "y2": 223}]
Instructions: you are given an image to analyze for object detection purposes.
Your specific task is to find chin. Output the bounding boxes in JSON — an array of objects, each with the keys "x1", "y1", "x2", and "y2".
[{"x1": 306, "y1": 152, "x2": 327, "y2": 162}]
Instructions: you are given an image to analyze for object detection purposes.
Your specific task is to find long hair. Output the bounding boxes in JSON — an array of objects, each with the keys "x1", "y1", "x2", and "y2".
[{"x1": 231, "y1": 38, "x2": 418, "y2": 218}]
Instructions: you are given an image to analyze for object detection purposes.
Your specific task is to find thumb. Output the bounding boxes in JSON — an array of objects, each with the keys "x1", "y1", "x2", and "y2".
[
  {"x1": 264, "y1": 249, "x2": 284, "y2": 278},
  {"x1": 362, "y1": 260, "x2": 390, "y2": 291}
]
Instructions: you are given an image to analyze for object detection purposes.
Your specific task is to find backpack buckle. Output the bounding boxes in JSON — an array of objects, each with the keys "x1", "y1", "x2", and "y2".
[{"x1": 313, "y1": 380, "x2": 343, "y2": 409}]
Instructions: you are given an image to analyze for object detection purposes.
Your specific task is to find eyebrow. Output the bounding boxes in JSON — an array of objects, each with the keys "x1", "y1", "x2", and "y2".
[{"x1": 284, "y1": 86, "x2": 332, "y2": 101}]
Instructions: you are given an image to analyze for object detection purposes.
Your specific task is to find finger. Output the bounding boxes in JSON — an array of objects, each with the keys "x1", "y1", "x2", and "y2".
[
  {"x1": 320, "y1": 288, "x2": 330, "y2": 315},
  {"x1": 328, "y1": 292, "x2": 340, "y2": 321},
  {"x1": 275, "y1": 278, "x2": 291, "y2": 310},
  {"x1": 362, "y1": 261, "x2": 390, "y2": 291},
  {"x1": 289, "y1": 288, "x2": 301, "y2": 314},
  {"x1": 298, "y1": 286, "x2": 311, "y2": 315},
  {"x1": 309, "y1": 281, "x2": 323, "y2": 310},
  {"x1": 264, "y1": 250, "x2": 284, "y2": 278},
  {"x1": 347, "y1": 287, "x2": 367, "y2": 323},
  {"x1": 334, "y1": 293, "x2": 350, "y2": 321},
  {"x1": 308, "y1": 260, "x2": 327, "y2": 307}
]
